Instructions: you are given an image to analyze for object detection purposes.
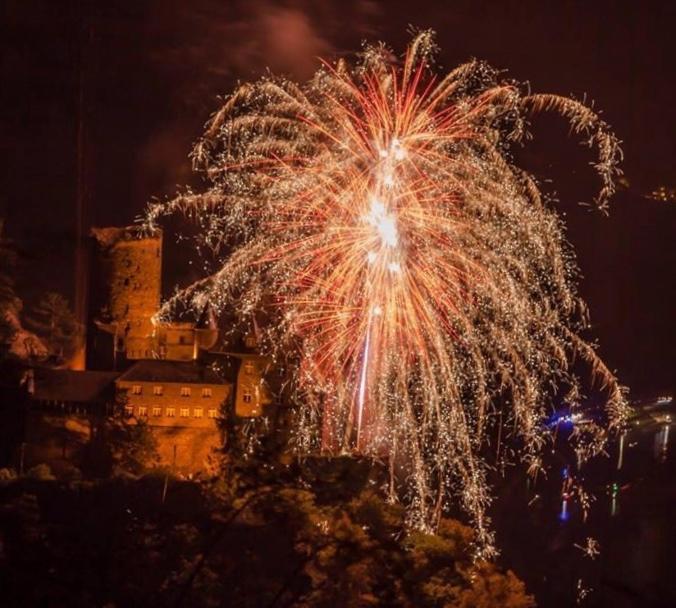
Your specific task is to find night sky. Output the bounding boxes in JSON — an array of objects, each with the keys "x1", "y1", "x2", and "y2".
[{"x1": 1, "y1": 0, "x2": 674, "y2": 393}]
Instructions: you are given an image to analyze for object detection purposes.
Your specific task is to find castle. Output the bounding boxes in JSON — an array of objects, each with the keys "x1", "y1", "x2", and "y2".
[{"x1": 9, "y1": 226, "x2": 273, "y2": 476}]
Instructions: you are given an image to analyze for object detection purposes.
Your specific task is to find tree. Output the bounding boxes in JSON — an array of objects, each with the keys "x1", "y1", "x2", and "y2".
[
  {"x1": 0, "y1": 219, "x2": 20, "y2": 353},
  {"x1": 106, "y1": 416, "x2": 160, "y2": 476},
  {"x1": 0, "y1": 458, "x2": 535, "y2": 607},
  {"x1": 26, "y1": 292, "x2": 81, "y2": 363},
  {"x1": 103, "y1": 394, "x2": 160, "y2": 476}
]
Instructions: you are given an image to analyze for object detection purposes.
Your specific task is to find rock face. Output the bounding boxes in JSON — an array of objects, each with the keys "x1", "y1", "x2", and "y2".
[{"x1": 4, "y1": 310, "x2": 48, "y2": 360}]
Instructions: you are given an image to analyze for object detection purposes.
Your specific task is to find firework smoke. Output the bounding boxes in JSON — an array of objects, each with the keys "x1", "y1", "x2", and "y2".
[{"x1": 147, "y1": 32, "x2": 627, "y2": 555}]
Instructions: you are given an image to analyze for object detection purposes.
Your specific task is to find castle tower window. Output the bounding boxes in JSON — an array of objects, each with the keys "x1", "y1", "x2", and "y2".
[
  {"x1": 124, "y1": 405, "x2": 133, "y2": 417},
  {"x1": 152, "y1": 407, "x2": 162, "y2": 417},
  {"x1": 153, "y1": 385, "x2": 163, "y2": 396},
  {"x1": 242, "y1": 389, "x2": 253, "y2": 404},
  {"x1": 201, "y1": 387, "x2": 212, "y2": 398},
  {"x1": 180, "y1": 408, "x2": 190, "y2": 418},
  {"x1": 207, "y1": 409, "x2": 218, "y2": 418},
  {"x1": 244, "y1": 335, "x2": 257, "y2": 348},
  {"x1": 244, "y1": 361, "x2": 255, "y2": 375},
  {"x1": 166, "y1": 407, "x2": 175, "y2": 417},
  {"x1": 138, "y1": 406, "x2": 148, "y2": 417},
  {"x1": 194, "y1": 408, "x2": 203, "y2": 418},
  {"x1": 180, "y1": 387, "x2": 191, "y2": 397},
  {"x1": 131, "y1": 385, "x2": 142, "y2": 395}
]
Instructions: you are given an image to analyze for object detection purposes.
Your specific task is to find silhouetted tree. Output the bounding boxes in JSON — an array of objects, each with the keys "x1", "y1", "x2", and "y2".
[
  {"x1": 0, "y1": 457, "x2": 535, "y2": 608},
  {"x1": 26, "y1": 292, "x2": 81, "y2": 363}
]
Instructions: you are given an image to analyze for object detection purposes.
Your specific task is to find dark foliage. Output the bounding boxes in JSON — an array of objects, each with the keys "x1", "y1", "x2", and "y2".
[
  {"x1": 25, "y1": 292, "x2": 81, "y2": 364},
  {"x1": 0, "y1": 444, "x2": 534, "y2": 607}
]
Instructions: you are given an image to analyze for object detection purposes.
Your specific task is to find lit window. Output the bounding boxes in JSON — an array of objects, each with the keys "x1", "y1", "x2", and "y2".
[
  {"x1": 152, "y1": 407, "x2": 162, "y2": 417},
  {"x1": 180, "y1": 387, "x2": 191, "y2": 397},
  {"x1": 207, "y1": 409, "x2": 218, "y2": 418},
  {"x1": 194, "y1": 408, "x2": 203, "y2": 418},
  {"x1": 242, "y1": 390, "x2": 253, "y2": 404},
  {"x1": 153, "y1": 385, "x2": 163, "y2": 396},
  {"x1": 124, "y1": 405, "x2": 133, "y2": 417},
  {"x1": 201, "y1": 387, "x2": 212, "y2": 398},
  {"x1": 166, "y1": 407, "x2": 175, "y2": 417},
  {"x1": 180, "y1": 408, "x2": 190, "y2": 417},
  {"x1": 244, "y1": 335, "x2": 257, "y2": 348},
  {"x1": 131, "y1": 385, "x2": 142, "y2": 395},
  {"x1": 138, "y1": 406, "x2": 148, "y2": 417},
  {"x1": 244, "y1": 361, "x2": 255, "y2": 375}
]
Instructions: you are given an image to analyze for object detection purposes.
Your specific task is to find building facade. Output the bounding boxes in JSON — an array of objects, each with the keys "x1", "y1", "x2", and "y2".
[{"x1": 116, "y1": 360, "x2": 232, "y2": 473}]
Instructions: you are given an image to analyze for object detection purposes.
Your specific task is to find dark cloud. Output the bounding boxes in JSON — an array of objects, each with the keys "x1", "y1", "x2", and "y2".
[
  {"x1": 144, "y1": 0, "x2": 380, "y2": 106},
  {"x1": 135, "y1": 0, "x2": 381, "y2": 200}
]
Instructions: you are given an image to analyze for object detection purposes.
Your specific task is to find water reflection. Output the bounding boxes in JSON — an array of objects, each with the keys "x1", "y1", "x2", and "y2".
[
  {"x1": 610, "y1": 482, "x2": 619, "y2": 517},
  {"x1": 654, "y1": 424, "x2": 670, "y2": 461},
  {"x1": 494, "y1": 397, "x2": 676, "y2": 607},
  {"x1": 617, "y1": 431, "x2": 626, "y2": 470}
]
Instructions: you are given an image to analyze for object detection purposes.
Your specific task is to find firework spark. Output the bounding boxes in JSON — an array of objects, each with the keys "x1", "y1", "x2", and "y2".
[{"x1": 147, "y1": 32, "x2": 627, "y2": 555}]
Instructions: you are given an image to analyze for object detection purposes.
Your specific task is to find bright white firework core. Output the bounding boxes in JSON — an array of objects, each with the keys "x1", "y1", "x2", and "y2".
[{"x1": 366, "y1": 197, "x2": 399, "y2": 248}]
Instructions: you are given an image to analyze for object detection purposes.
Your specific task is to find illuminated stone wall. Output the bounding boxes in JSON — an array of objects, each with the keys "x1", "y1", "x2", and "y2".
[
  {"x1": 90, "y1": 226, "x2": 162, "y2": 360},
  {"x1": 117, "y1": 377, "x2": 231, "y2": 473}
]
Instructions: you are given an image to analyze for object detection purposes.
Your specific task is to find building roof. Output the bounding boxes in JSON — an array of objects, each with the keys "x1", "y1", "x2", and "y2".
[
  {"x1": 117, "y1": 360, "x2": 228, "y2": 385},
  {"x1": 32, "y1": 368, "x2": 119, "y2": 403}
]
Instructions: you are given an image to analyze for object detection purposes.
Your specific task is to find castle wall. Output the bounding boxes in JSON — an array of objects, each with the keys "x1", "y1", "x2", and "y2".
[
  {"x1": 117, "y1": 378, "x2": 231, "y2": 473},
  {"x1": 88, "y1": 227, "x2": 162, "y2": 367},
  {"x1": 151, "y1": 426, "x2": 222, "y2": 474},
  {"x1": 234, "y1": 355, "x2": 273, "y2": 417}
]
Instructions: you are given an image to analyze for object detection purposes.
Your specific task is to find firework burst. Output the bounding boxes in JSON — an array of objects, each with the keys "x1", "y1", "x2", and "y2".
[{"x1": 147, "y1": 32, "x2": 627, "y2": 555}]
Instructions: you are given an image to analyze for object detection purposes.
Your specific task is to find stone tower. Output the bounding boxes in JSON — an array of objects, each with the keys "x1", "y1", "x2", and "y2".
[{"x1": 87, "y1": 226, "x2": 162, "y2": 368}]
